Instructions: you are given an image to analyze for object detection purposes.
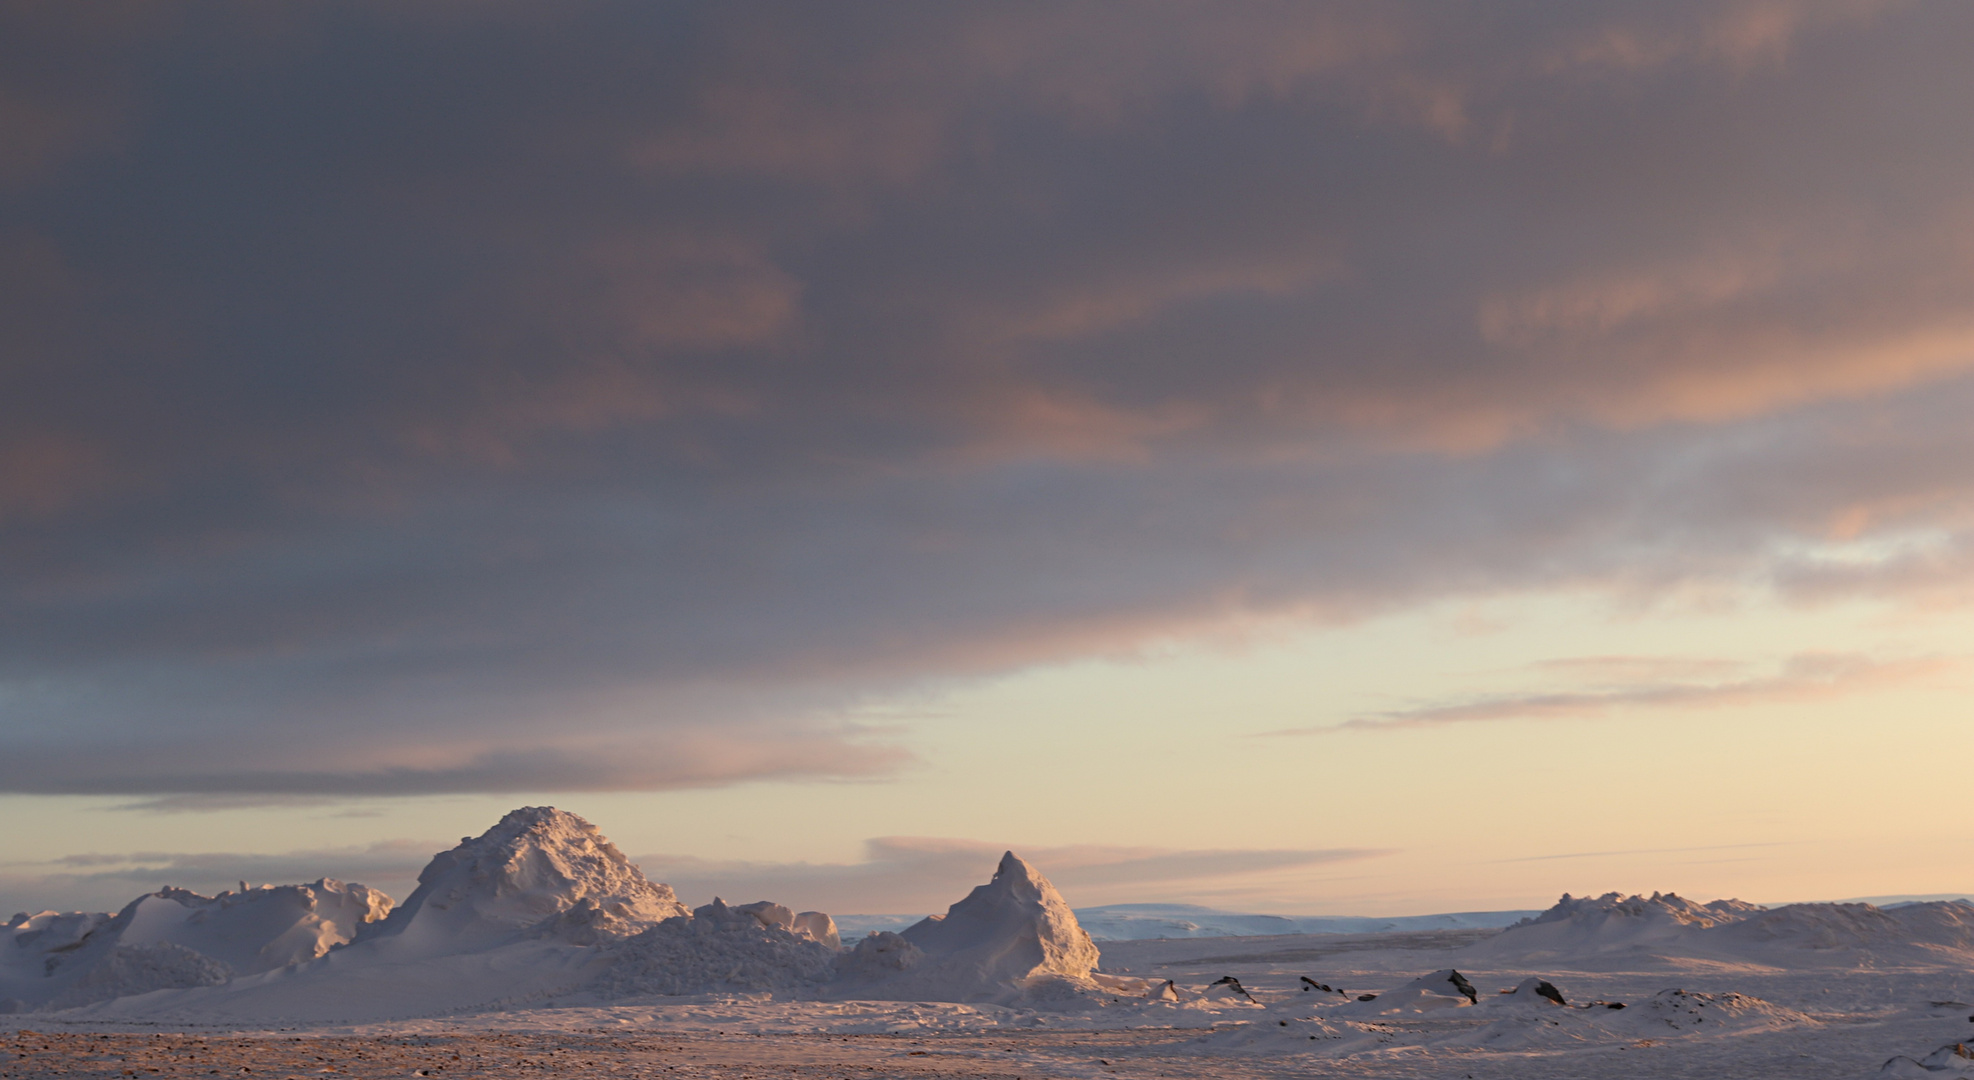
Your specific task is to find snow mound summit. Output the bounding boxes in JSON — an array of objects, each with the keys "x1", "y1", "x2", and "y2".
[{"x1": 356, "y1": 806, "x2": 687, "y2": 954}]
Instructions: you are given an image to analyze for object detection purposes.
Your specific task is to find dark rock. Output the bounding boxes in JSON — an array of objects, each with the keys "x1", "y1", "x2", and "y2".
[
  {"x1": 1357, "y1": 994, "x2": 1377, "y2": 1001},
  {"x1": 1207, "y1": 976, "x2": 1256, "y2": 1003},
  {"x1": 1445, "y1": 969, "x2": 1478, "y2": 1004}
]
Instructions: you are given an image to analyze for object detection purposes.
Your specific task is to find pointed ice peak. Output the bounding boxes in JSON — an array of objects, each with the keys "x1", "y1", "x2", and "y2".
[
  {"x1": 991, "y1": 851, "x2": 1042, "y2": 888},
  {"x1": 895, "y1": 849, "x2": 1100, "y2": 996}
]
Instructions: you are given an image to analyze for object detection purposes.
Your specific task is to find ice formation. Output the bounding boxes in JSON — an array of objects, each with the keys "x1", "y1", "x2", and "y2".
[
  {"x1": 2, "y1": 879, "x2": 392, "y2": 1011},
  {"x1": 840, "y1": 850, "x2": 1100, "y2": 1003},
  {"x1": 110, "y1": 881, "x2": 391, "y2": 973},
  {"x1": 355, "y1": 806, "x2": 687, "y2": 954}
]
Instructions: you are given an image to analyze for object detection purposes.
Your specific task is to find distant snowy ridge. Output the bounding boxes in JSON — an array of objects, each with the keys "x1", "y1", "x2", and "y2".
[
  {"x1": 11, "y1": 809, "x2": 1110, "y2": 1019},
  {"x1": 1473, "y1": 890, "x2": 1974, "y2": 967},
  {"x1": 1070, "y1": 903, "x2": 1540, "y2": 941}
]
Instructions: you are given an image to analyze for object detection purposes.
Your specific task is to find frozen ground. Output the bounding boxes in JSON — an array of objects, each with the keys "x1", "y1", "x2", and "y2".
[{"x1": 8, "y1": 925, "x2": 1974, "y2": 1079}]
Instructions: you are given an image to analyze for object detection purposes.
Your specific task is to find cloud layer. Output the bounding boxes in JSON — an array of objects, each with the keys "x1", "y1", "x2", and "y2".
[
  {"x1": 0, "y1": 834, "x2": 1379, "y2": 917},
  {"x1": 5, "y1": 1, "x2": 1974, "y2": 795}
]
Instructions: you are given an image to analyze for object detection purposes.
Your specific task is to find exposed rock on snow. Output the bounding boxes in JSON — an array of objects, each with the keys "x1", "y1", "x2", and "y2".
[
  {"x1": 1492, "y1": 976, "x2": 1566, "y2": 1006},
  {"x1": 1336, "y1": 969, "x2": 1477, "y2": 1015},
  {"x1": 1205, "y1": 976, "x2": 1258, "y2": 1003},
  {"x1": 355, "y1": 806, "x2": 687, "y2": 954}
]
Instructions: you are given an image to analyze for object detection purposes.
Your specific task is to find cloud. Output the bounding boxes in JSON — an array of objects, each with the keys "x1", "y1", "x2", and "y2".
[
  {"x1": 1263, "y1": 653, "x2": 1956, "y2": 734},
  {"x1": 4, "y1": 2, "x2": 1974, "y2": 796},
  {"x1": 0, "y1": 840, "x2": 440, "y2": 917},
  {"x1": 636, "y1": 837, "x2": 1390, "y2": 914},
  {"x1": 0, "y1": 833, "x2": 1384, "y2": 918},
  {"x1": 0, "y1": 730, "x2": 912, "y2": 798}
]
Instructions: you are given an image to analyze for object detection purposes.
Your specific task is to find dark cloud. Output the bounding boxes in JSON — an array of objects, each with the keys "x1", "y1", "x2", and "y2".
[
  {"x1": 4, "y1": 1, "x2": 1974, "y2": 796},
  {"x1": 0, "y1": 834, "x2": 1380, "y2": 917}
]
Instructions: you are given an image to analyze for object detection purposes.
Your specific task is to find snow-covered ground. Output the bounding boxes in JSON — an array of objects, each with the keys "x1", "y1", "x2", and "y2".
[{"x1": 7, "y1": 808, "x2": 1973, "y2": 1079}]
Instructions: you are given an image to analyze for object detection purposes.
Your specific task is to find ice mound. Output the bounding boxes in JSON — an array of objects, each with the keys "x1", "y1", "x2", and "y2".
[
  {"x1": 355, "y1": 806, "x2": 687, "y2": 955},
  {"x1": 593, "y1": 898, "x2": 838, "y2": 998},
  {"x1": 1334, "y1": 969, "x2": 1477, "y2": 1015},
  {"x1": 1489, "y1": 976, "x2": 1567, "y2": 1007},
  {"x1": 836, "y1": 851, "x2": 1100, "y2": 1003},
  {"x1": 1880, "y1": 1043, "x2": 1974, "y2": 1078}
]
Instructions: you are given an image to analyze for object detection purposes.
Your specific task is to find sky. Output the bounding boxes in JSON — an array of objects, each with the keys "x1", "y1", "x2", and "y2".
[{"x1": 2, "y1": 0, "x2": 1972, "y2": 919}]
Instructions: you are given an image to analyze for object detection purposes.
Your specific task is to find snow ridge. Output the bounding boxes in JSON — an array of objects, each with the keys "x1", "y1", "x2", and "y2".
[{"x1": 1517, "y1": 891, "x2": 1764, "y2": 930}]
